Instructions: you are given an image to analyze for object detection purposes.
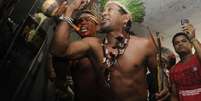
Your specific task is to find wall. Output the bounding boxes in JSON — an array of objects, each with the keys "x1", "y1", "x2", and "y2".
[{"x1": 133, "y1": 0, "x2": 201, "y2": 60}]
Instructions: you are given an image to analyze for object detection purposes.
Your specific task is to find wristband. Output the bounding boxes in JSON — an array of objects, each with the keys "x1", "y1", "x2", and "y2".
[{"x1": 59, "y1": 15, "x2": 80, "y2": 31}]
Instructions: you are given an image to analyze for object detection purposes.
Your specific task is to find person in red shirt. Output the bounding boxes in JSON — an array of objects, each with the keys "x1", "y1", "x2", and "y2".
[{"x1": 170, "y1": 23, "x2": 201, "y2": 101}]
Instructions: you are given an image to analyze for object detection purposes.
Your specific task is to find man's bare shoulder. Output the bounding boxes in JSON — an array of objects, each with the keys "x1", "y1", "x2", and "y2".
[
  {"x1": 130, "y1": 35, "x2": 156, "y2": 53},
  {"x1": 81, "y1": 37, "x2": 102, "y2": 48},
  {"x1": 130, "y1": 35, "x2": 152, "y2": 46},
  {"x1": 82, "y1": 37, "x2": 101, "y2": 43}
]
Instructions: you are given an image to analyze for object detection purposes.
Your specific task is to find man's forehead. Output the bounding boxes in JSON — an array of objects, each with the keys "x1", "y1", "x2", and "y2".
[
  {"x1": 176, "y1": 35, "x2": 188, "y2": 40},
  {"x1": 174, "y1": 35, "x2": 188, "y2": 43},
  {"x1": 104, "y1": 3, "x2": 120, "y2": 10},
  {"x1": 78, "y1": 12, "x2": 99, "y2": 24}
]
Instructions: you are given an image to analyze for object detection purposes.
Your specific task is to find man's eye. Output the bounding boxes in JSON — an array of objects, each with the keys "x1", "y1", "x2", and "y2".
[
  {"x1": 174, "y1": 42, "x2": 179, "y2": 45},
  {"x1": 108, "y1": 8, "x2": 112, "y2": 12},
  {"x1": 86, "y1": 18, "x2": 91, "y2": 21},
  {"x1": 182, "y1": 39, "x2": 187, "y2": 42}
]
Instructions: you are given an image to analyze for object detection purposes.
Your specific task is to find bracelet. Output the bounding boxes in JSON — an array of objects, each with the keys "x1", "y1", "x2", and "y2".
[
  {"x1": 59, "y1": 15, "x2": 74, "y2": 25},
  {"x1": 59, "y1": 15, "x2": 80, "y2": 31}
]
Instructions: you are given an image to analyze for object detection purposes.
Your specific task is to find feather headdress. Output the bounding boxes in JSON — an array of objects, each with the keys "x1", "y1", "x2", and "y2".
[
  {"x1": 100, "y1": 0, "x2": 145, "y2": 23},
  {"x1": 76, "y1": 0, "x2": 100, "y2": 24}
]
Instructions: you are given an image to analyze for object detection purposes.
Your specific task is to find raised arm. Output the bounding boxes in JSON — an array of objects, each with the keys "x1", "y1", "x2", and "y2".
[
  {"x1": 51, "y1": 0, "x2": 92, "y2": 58},
  {"x1": 183, "y1": 24, "x2": 201, "y2": 62},
  {"x1": 191, "y1": 37, "x2": 201, "y2": 62}
]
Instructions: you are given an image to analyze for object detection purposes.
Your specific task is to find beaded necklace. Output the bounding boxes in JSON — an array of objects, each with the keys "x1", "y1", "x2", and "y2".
[{"x1": 102, "y1": 34, "x2": 130, "y2": 87}]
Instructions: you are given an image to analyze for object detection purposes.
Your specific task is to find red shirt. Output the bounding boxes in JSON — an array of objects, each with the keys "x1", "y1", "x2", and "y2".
[{"x1": 170, "y1": 55, "x2": 201, "y2": 101}]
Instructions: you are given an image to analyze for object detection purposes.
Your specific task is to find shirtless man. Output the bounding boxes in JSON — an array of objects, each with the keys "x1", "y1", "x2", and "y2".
[
  {"x1": 69, "y1": 4, "x2": 107, "y2": 101},
  {"x1": 47, "y1": 1, "x2": 105, "y2": 101},
  {"x1": 52, "y1": 0, "x2": 168, "y2": 100}
]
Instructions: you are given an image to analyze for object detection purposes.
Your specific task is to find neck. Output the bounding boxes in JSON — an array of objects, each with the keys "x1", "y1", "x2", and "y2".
[
  {"x1": 106, "y1": 31, "x2": 127, "y2": 46},
  {"x1": 180, "y1": 53, "x2": 193, "y2": 62},
  {"x1": 81, "y1": 33, "x2": 96, "y2": 38}
]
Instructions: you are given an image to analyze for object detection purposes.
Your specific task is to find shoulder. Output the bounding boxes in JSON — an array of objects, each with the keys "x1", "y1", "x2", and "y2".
[
  {"x1": 81, "y1": 37, "x2": 103, "y2": 52},
  {"x1": 170, "y1": 63, "x2": 180, "y2": 73},
  {"x1": 82, "y1": 37, "x2": 101, "y2": 45},
  {"x1": 130, "y1": 35, "x2": 156, "y2": 55},
  {"x1": 82, "y1": 37, "x2": 100, "y2": 41},
  {"x1": 130, "y1": 35, "x2": 155, "y2": 48},
  {"x1": 192, "y1": 54, "x2": 199, "y2": 60}
]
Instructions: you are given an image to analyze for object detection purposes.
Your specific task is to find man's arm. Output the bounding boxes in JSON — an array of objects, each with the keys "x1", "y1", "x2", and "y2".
[
  {"x1": 183, "y1": 24, "x2": 201, "y2": 62},
  {"x1": 52, "y1": 21, "x2": 71, "y2": 56},
  {"x1": 51, "y1": 0, "x2": 91, "y2": 58},
  {"x1": 170, "y1": 82, "x2": 178, "y2": 101},
  {"x1": 52, "y1": 21, "x2": 97, "y2": 59},
  {"x1": 65, "y1": 37, "x2": 99, "y2": 59},
  {"x1": 191, "y1": 38, "x2": 201, "y2": 62}
]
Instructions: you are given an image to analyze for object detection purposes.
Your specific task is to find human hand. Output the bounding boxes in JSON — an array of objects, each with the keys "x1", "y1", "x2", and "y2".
[
  {"x1": 181, "y1": 23, "x2": 195, "y2": 40},
  {"x1": 63, "y1": 0, "x2": 86, "y2": 17},
  {"x1": 53, "y1": 1, "x2": 67, "y2": 16},
  {"x1": 155, "y1": 88, "x2": 170, "y2": 101},
  {"x1": 68, "y1": 0, "x2": 88, "y2": 11}
]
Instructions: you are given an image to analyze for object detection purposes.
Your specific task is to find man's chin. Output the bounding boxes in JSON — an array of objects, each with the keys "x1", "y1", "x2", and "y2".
[
  {"x1": 80, "y1": 33, "x2": 93, "y2": 37},
  {"x1": 177, "y1": 50, "x2": 189, "y2": 55},
  {"x1": 100, "y1": 25, "x2": 112, "y2": 33}
]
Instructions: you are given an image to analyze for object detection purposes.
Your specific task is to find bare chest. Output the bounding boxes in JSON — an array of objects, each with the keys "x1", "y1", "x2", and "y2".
[{"x1": 110, "y1": 44, "x2": 148, "y2": 73}]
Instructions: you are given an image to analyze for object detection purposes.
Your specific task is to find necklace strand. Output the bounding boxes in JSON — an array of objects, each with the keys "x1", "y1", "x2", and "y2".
[{"x1": 102, "y1": 35, "x2": 130, "y2": 87}]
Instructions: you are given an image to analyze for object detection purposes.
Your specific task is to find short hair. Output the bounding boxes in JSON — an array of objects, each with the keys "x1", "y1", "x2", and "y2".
[{"x1": 172, "y1": 32, "x2": 189, "y2": 46}]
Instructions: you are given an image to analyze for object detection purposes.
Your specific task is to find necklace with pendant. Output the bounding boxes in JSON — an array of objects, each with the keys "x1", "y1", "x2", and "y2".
[{"x1": 102, "y1": 34, "x2": 130, "y2": 87}]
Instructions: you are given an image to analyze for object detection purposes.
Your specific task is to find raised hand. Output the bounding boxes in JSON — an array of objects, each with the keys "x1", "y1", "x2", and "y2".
[
  {"x1": 68, "y1": 0, "x2": 87, "y2": 11},
  {"x1": 155, "y1": 87, "x2": 170, "y2": 101},
  {"x1": 63, "y1": 0, "x2": 88, "y2": 17},
  {"x1": 181, "y1": 23, "x2": 195, "y2": 40},
  {"x1": 53, "y1": 1, "x2": 68, "y2": 16}
]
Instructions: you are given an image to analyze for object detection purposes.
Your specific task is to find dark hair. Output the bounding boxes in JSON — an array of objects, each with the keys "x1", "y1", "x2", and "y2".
[
  {"x1": 172, "y1": 32, "x2": 189, "y2": 45},
  {"x1": 119, "y1": 6, "x2": 127, "y2": 14},
  {"x1": 118, "y1": 7, "x2": 133, "y2": 34}
]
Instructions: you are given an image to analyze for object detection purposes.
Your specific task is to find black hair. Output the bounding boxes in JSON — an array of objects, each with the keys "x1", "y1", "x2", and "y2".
[
  {"x1": 118, "y1": 7, "x2": 133, "y2": 35},
  {"x1": 172, "y1": 32, "x2": 189, "y2": 46},
  {"x1": 119, "y1": 6, "x2": 127, "y2": 14}
]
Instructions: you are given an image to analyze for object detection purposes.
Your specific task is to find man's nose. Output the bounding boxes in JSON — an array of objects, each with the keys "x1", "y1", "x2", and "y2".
[
  {"x1": 178, "y1": 42, "x2": 184, "y2": 47},
  {"x1": 102, "y1": 10, "x2": 107, "y2": 18}
]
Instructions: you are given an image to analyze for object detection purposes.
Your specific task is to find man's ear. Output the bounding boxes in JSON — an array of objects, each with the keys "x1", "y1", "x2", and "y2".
[{"x1": 122, "y1": 14, "x2": 131, "y2": 24}]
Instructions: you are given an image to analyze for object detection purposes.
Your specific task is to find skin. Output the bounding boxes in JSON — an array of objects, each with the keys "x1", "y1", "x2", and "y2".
[
  {"x1": 170, "y1": 24, "x2": 201, "y2": 101},
  {"x1": 52, "y1": 0, "x2": 168, "y2": 101},
  {"x1": 48, "y1": 1, "x2": 101, "y2": 100},
  {"x1": 76, "y1": 13, "x2": 97, "y2": 37},
  {"x1": 171, "y1": 35, "x2": 192, "y2": 101},
  {"x1": 70, "y1": 12, "x2": 102, "y2": 101}
]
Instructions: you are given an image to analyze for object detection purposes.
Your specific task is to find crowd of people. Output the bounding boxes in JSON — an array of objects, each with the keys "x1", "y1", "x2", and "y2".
[{"x1": 42, "y1": 0, "x2": 201, "y2": 101}]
